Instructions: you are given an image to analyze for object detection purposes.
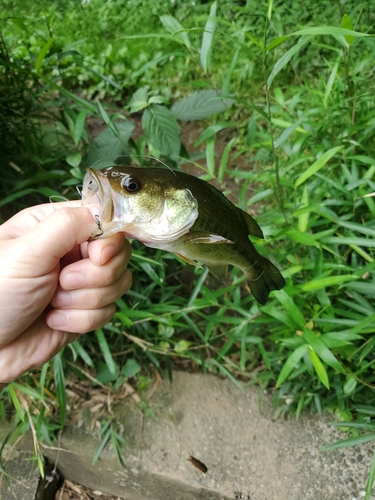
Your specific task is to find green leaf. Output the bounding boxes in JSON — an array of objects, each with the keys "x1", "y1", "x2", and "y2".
[
  {"x1": 71, "y1": 340, "x2": 94, "y2": 368},
  {"x1": 66, "y1": 153, "x2": 82, "y2": 169},
  {"x1": 295, "y1": 146, "x2": 343, "y2": 187},
  {"x1": 260, "y1": 305, "x2": 298, "y2": 329},
  {"x1": 142, "y1": 104, "x2": 180, "y2": 158},
  {"x1": 365, "y1": 449, "x2": 375, "y2": 500},
  {"x1": 276, "y1": 344, "x2": 308, "y2": 387},
  {"x1": 122, "y1": 359, "x2": 141, "y2": 378},
  {"x1": 73, "y1": 110, "x2": 88, "y2": 146},
  {"x1": 267, "y1": 36, "x2": 312, "y2": 88},
  {"x1": 10, "y1": 382, "x2": 44, "y2": 401},
  {"x1": 96, "y1": 329, "x2": 117, "y2": 376},
  {"x1": 345, "y1": 312, "x2": 375, "y2": 336},
  {"x1": 274, "y1": 118, "x2": 304, "y2": 148},
  {"x1": 272, "y1": 289, "x2": 305, "y2": 329},
  {"x1": 0, "y1": 188, "x2": 36, "y2": 208},
  {"x1": 84, "y1": 121, "x2": 135, "y2": 169},
  {"x1": 97, "y1": 101, "x2": 111, "y2": 125},
  {"x1": 8, "y1": 384, "x2": 25, "y2": 422},
  {"x1": 174, "y1": 340, "x2": 191, "y2": 353},
  {"x1": 302, "y1": 274, "x2": 358, "y2": 291},
  {"x1": 343, "y1": 377, "x2": 357, "y2": 395},
  {"x1": 298, "y1": 185, "x2": 309, "y2": 232},
  {"x1": 35, "y1": 38, "x2": 55, "y2": 71},
  {"x1": 160, "y1": 15, "x2": 192, "y2": 50},
  {"x1": 200, "y1": 1, "x2": 217, "y2": 72},
  {"x1": 194, "y1": 122, "x2": 235, "y2": 147},
  {"x1": 171, "y1": 90, "x2": 233, "y2": 121},
  {"x1": 321, "y1": 434, "x2": 375, "y2": 451},
  {"x1": 321, "y1": 236, "x2": 375, "y2": 247},
  {"x1": 290, "y1": 26, "x2": 369, "y2": 38},
  {"x1": 308, "y1": 347, "x2": 329, "y2": 389},
  {"x1": 92, "y1": 427, "x2": 111, "y2": 464},
  {"x1": 323, "y1": 62, "x2": 339, "y2": 108},
  {"x1": 266, "y1": 35, "x2": 288, "y2": 52},
  {"x1": 54, "y1": 352, "x2": 66, "y2": 427},
  {"x1": 285, "y1": 229, "x2": 319, "y2": 246},
  {"x1": 341, "y1": 14, "x2": 355, "y2": 45},
  {"x1": 205, "y1": 138, "x2": 215, "y2": 175},
  {"x1": 128, "y1": 87, "x2": 149, "y2": 113},
  {"x1": 218, "y1": 137, "x2": 236, "y2": 182},
  {"x1": 303, "y1": 329, "x2": 345, "y2": 374}
]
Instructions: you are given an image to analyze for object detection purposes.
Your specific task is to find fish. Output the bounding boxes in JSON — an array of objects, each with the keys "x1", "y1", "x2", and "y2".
[{"x1": 82, "y1": 165, "x2": 285, "y2": 304}]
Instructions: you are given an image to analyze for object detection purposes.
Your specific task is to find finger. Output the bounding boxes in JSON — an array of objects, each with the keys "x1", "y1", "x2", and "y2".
[
  {"x1": 0, "y1": 201, "x2": 82, "y2": 240},
  {"x1": 0, "y1": 317, "x2": 78, "y2": 383},
  {"x1": 46, "y1": 303, "x2": 116, "y2": 334},
  {"x1": 16, "y1": 207, "x2": 99, "y2": 275},
  {"x1": 51, "y1": 269, "x2": 132, "y2": 309},
  {"x1": 59, "y1": 239, "x2": 131, "y2": 290},
  {"x1": 87, "y1": 233, "x2": 130, "y2": 266}
]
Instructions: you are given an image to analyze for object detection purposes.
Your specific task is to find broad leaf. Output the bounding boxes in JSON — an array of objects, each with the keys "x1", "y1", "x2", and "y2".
[
  {"x1": 142, "y1": 104, "x2": 181, "y2": 158},
  {"x1": 160, "y1": 15, "x2": 192, "y2": 50},
  {"x1": 171, "y1": 90, "x2": 233, "y2": 121},
  {"x1": 84, "y1": 121, "x2": 135, "y2": 169}
]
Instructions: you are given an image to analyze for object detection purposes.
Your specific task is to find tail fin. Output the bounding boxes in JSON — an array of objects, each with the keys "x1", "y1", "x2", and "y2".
[{"x1": 245, "y1": 258, "x2": 285, "y2": 305}]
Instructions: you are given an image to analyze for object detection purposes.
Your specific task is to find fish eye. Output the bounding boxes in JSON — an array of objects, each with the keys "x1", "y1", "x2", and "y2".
[{"x1": 121, "y1": 175, "x2": 142, "y2": 193}]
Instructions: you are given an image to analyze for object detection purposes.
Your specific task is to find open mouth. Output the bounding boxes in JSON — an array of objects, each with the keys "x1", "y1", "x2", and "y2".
[{"x1": 82, "y1": 168, "x2": 118, "y2": 238}]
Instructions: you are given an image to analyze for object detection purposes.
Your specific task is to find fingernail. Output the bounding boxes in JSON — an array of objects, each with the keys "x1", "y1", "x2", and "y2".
[
  {"x1": 65, "y1": 272, "x2": 86, "y2": 289},
  {"x1": 53, "y1": 291, "x2": 72, "y2": 307},
  {"x1": 48, "y1": 312, "x2": 67, "y2": 328},
  {"x1": 100, "y1": 244, "x2": 115, "y2": 265}
]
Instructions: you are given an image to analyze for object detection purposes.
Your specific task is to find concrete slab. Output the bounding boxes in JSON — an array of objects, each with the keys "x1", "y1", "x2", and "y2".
[
  {"x1": 1, "y1": 372, "x2": 374, "y2": 500},
  {"x1": 0, "y1": 448, "x2": 40, "y2": 500}
]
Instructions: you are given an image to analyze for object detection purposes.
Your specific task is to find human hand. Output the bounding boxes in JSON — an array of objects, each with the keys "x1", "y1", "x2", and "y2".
[{"x1": 0, "y1": 201, "x2": 132, "y2": 385}]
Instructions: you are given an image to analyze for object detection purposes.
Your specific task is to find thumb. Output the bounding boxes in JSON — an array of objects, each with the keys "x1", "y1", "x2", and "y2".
[{"x1": 19, "y1": 207, "x2": 98, "y2": 274}]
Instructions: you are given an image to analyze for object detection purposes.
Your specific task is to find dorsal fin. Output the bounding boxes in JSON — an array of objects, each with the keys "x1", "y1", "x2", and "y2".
[{"x1": 239, "y1": 208, "x2": 264, "y2": 239}]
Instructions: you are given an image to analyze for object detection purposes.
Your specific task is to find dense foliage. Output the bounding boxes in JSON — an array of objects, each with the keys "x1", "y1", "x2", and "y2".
[{"x1": 2, "y1": 0, "x2": 375, "y2": 493}]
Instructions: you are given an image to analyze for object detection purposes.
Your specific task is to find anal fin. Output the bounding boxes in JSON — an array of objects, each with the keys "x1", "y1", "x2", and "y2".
[{"x1": 207, "y1": 264, "x2": 228, "y2": 282}]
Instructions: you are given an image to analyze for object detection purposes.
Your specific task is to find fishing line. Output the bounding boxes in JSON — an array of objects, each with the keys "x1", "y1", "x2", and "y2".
[{"x1": 49, "y1": 195, "x2": 69, "y2": 203}]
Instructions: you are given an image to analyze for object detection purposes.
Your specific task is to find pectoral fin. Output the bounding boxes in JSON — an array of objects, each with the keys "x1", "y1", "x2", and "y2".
[
  {"x1": 186, "y1": 232, "x2": 234, "y2": 244},
  {"x1": 207, "y1": 264, "x2": 228, "y2": 282}
]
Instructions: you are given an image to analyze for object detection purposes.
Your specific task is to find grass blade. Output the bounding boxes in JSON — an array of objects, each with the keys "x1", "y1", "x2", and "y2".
[
  {"x1": 365, "y1": 448, "x2": 375, "y2": 500},
  {"x1": 200, "y1": 1, "x2": 217, "y2": 72},
  {"x1": 295, "y1": 146, "x2": 343, "y2": 187},
  {"x1": 302, "y1": 275, "x2": 358, "y2": 291},
  {"x1": 267, "y1": 36, "x2": 311, "y2": 88},
  {"x1": 324, "y1": 62, "x2": 339, "y2": 108},
  {"x1": 303, "y1": 329, "x2": 345, "y2": 374},
  {"x1": 53, "y1": 352, "x2": 66, "y2": 428},
  {"x1": 160, "y1": 15, "x2": 192, "y2": 50},
  {"x1": 96, "y1": 329, "x2": 117, "y2": 376},
  {"x1": 276, "y1": 344, "x2": 308, "y2": 387},
  {"x1": 321, "y1": 434, "x2": 375, "y2": 451},
  {"x1": 308, "y1": 347, "x2": 329, "y2": 389}
]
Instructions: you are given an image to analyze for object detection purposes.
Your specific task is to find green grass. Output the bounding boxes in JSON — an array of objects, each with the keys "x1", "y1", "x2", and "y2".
[{"x1": 2, "y1": 0, "x2": 375, "y2": 495}]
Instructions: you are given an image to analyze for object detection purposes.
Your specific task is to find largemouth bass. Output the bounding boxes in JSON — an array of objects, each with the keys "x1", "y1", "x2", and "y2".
[{"x1": 82, "y1": 166, "x2": 285, "y2": 304}]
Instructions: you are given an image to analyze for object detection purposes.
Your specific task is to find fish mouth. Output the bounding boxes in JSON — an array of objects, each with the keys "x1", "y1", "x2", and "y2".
[{"x1": 82, "y1": 168, "x2": 124, "y2": 238}]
